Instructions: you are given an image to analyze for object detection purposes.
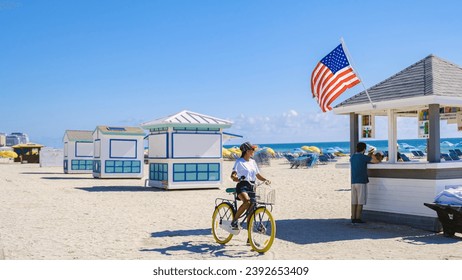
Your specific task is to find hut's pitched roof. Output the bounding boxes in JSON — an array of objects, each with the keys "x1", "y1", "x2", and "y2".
[
  {"x1": 334, "y1": 55, "x2": 462, "y2": 114},
  {"x1": 64, "y1": 130, "x2": 93, "y2": 142},
  {"x1": 141, "y1": 110, "x2": 233, "y2": 130},
  {"x1": 94, "y1": 126, "x2": 145, "y2": 136}
]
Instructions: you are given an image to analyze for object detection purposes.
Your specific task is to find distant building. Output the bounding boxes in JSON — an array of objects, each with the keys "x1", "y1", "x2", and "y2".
[
  {"x1": 11, "y1": 132, "x2": 29, "y2": 144},
  {"x1": 0, "y1": 133, "x2": 6, "y2": 147},
  {"x1": 6, "y1": 135, "x2": 20, "y2": 146}
]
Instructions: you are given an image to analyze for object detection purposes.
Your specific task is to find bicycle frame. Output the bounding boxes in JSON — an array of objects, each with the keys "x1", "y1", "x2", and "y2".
[{"x1": 214, "y1": 181, "x2": 273, "y2": 228}]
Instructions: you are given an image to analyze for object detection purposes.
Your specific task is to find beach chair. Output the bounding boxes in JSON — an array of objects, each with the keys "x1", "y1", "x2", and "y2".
[
  {"x1": 417, "y1": 150, "x2": 425, "y2": 157},
  {"x1": 317, "y1": 154, "x2": 329, "y2": 165},
  {"x1": 290, "y1": 155, "x2": 307, "y2": 169},
  {"x1": 455, "y1": 149, "x2": 462, "y2": 156},
  {"x1": 326, "y1": 153, "x2": 338, "y2": 162},
  {"x1": 441, "y1": 153, "x2": 453, "y2": 161},
  {"x1": 283, "y1": 154, "x2": 296, "y2": 164},
  {"x1": 411, "y1": 151, "x2": 421, "y2": 158},
  {"x1": 383, "y1": 151, "x2": 389, "y2": 158},
  {"x1": 449, "y1": 151, "x2": 460, "y2": 160},
  {"x1": 399, "y1": 153, "x2": 411, "y2": 162},
  {"x1": 324, "y1": 153, "x2": 335, "y2": 159},
  {"x1": 305, "y1": 154, "x2": 318, "y2": 168}
]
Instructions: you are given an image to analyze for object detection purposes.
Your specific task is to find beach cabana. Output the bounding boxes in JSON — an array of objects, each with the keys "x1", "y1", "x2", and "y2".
[
  {"x1": 63, "y1": 130, "x2": 94, "y2": 173},
  {"x1": 140, "y1": 110, "x2": 232, "y2": 190},
  {"x1": 12, "y1": 143, "x2": 43, "y2": 163},
  {"x1": 334, "y1": 54, "x2": 462, "y2": 231},
  {"x1": 92, "y1": 126, "x2": 145, "y2": 179}
]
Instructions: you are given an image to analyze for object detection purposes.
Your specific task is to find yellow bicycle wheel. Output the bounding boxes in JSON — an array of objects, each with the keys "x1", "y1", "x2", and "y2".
[
  {"x1": 212, "y1": 202, "x2": 235, "y2": 244},
  {"x1": 248, "y1": 207, "x2": 276, "y2": 253}
]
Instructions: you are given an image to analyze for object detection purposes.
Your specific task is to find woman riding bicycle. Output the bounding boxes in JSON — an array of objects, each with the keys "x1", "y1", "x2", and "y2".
[{"x1": 230, "y1": 141, "x2": 270, "y2": 230}]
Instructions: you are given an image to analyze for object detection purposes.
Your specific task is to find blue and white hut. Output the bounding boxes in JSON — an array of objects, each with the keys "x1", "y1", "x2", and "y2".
[
  {"x1": 92, "y1": 126, "x2": 145, "y2": 179},
  {"x1": 63, "y1": 130, "x2": 94, "y2": 174},
  {"x1": 141, "y1": 110, "x2": 232, "y2": 190}
]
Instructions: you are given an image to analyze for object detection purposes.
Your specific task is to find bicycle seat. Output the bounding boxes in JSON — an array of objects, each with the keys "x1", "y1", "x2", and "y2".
[{"x1": 226, "y1": 188, "x2": 236, "y2": 193}]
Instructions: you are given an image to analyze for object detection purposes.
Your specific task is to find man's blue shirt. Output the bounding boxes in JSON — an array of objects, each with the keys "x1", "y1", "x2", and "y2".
[{"x1": 350, "y1": 153, "x2": 372, "y2": 184}]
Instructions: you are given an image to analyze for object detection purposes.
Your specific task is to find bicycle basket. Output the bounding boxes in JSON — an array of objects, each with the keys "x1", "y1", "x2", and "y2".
[{"x1": 256, "y1": 186, "x2": 276, "y2": 205}]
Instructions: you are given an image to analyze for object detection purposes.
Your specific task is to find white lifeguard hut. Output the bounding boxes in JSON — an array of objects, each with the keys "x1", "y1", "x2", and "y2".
[
  {"x1": 141, "y1": 110, "x2": 233, "y2": 190},
  {"x1": 92, "y1": 126, "x2": 145, "y2": 179},
  {"x1": 63, "y1": 130, "x2": 93, "y2": 173}
]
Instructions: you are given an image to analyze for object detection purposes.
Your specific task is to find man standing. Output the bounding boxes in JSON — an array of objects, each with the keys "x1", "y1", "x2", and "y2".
[{"x1": 350, "y1": 142, "x2": 380, "y2": 224}]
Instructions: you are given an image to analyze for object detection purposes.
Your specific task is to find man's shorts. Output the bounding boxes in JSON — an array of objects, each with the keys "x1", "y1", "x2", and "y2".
[{"x1": 351, "y1": 183, "x2": 367, "y2": 205}]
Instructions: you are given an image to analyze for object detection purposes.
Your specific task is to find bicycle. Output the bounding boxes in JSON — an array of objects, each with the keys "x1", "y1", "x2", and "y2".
[{"x1": 211, "y1": 179, "x2": 276, "y2": 253}]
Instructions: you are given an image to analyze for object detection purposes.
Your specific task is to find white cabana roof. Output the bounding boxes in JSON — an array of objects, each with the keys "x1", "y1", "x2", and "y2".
[
  {"x1": 333, "y1": 54, "x2": 462, "y2": 115},
  {"x1": 94, "y1": 126, "x2": 145, "y2": 136},
  {"x1": 64, "y1": 130, "x2": 93, "y2": 142},
  {"x1": 140, "y1": 110, "x2": 233, "y2": 130}
]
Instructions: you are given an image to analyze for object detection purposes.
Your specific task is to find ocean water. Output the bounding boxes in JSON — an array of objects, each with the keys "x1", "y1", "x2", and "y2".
[{"x1": 225, "y1": 137, "x2": 462, "y2": 154}]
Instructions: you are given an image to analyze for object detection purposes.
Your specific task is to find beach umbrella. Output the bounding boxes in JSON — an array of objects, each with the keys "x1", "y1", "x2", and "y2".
[
  {"x1": 257, "y1": 147, "x2": 276, "y2": 157},
  {"x1": 300, "y1": 146, "x2": 311, "y2": 152},
  {"x1": 0, "y1": 151, "x2": 18, "y2": 158},
  {"x1": 228, "y1": 147, "x2": 242, "y2": 157},
  {"x1": 302, "y1": 146, "x2": 321, "y2": 154},
  {"x1": 265, "y1": 147, "x2": 276, "y2": 157},
  {"x1": 222, "y1": 147, "x2": 232, "y2": 158}
]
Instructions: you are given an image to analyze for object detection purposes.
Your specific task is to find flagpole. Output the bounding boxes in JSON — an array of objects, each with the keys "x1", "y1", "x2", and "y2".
[{"x1": 340, "y1": 37, "x2": 375, "y2": 109}]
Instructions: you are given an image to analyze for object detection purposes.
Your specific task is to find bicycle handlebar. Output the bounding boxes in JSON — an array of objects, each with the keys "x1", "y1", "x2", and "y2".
[{"x1": 239, "y1": 176, "x2": 271, "y2": 187}]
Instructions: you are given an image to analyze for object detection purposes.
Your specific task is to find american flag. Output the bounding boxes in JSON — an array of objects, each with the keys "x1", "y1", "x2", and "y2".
[{"x1": 311, "y1": 44, "x2": 360, "y2": 112}]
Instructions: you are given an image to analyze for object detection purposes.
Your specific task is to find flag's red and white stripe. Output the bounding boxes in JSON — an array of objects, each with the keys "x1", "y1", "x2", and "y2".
[{"x1": 311, "y1": 60, "x2": 360, "y2": 112}]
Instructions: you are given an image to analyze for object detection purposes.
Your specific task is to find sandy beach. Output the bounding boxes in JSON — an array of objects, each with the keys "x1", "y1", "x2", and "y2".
[{"x1": 0, "y1": 158, "x2": 461, "y2": 260}]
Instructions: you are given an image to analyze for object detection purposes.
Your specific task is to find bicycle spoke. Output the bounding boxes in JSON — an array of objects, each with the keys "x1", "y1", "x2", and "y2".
[
  {"x1": 248, "y1": 207, "x2": 276, "y2": 253},
  {"x1": 212, "y1": 203, "x2": 234, "y2": 244}
]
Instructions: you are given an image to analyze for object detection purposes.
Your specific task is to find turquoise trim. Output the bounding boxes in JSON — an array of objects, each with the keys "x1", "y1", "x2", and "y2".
[
  {"x1": 71, "y1": 159, "x2": 93, "y2": 170},
  {"x1": 105, "y1": 160, "x2": 141, "y2": 173},
  {"x1": 172, "y1": 163, "x2": 220, "y2": 182},
  {"x1": 150, "y1": 163, "x2": 168, "y2": 181}
]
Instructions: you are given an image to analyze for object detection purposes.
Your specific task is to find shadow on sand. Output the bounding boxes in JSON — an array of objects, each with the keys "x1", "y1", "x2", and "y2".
[
  {"x1": 22, "y1": 172, "x2": 67, "y2": 175},
  {"x1": 75, "y1": 186, "x2": 161, "y2": 192},
  {"x1": 41, "y1": 176, "x2": 96, "y2": 180},
  {"x1": 275, "y1": 218, "x2": 461, "y2": 245},
  {"x1": 142, "y1": 229, "x2": 257, "y2": 258},
  {"x1": 141, "y1": 219, "x2": 461, "y2": 257}
]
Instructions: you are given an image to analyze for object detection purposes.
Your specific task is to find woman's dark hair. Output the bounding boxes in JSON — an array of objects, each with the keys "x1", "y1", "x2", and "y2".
[
  {"x1": 356, "y1": 142, "x2": 367, "y2": 153},
  {"x1": 239, "y1": 142, "x2": 254, "y2": 158}
]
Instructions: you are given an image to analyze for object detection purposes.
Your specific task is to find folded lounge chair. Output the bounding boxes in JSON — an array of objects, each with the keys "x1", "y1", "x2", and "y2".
[
  {"x1": 411, "y1": 151, "x2": 422, "y2": 158},
  {"x1": 441, "y1": 153, "x2": 453, "y2": 161},
  {"x1": 398, "y1": 153, "x2": 411, "y2": 162},
  {"x1": 449, "y1": 151, "x2": 460, "y2": 160}
]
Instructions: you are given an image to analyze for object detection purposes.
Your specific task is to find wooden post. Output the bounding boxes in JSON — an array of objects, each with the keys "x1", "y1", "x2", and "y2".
[
  {"x1": 387, "y1": 109, "x2": 397, "y2": 163},
  {"x1": 427, "y1": 104, "x2": 441, "y2": 163},
  {"x1": 350, "y1": 113, "x2": 359, "y2": 154}
]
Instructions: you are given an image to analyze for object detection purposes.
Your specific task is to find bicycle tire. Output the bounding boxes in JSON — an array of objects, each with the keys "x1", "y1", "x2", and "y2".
[
  {"x1": 212, "y1": 202, "x2": 235, "y2": 244},
  {"x1": 247, "y1": 207, "x2": 276, "y2": 253}
]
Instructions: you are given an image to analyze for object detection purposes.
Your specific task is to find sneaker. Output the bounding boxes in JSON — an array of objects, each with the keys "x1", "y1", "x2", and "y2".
[
  {"x1": 352, "y1": 219, "x2": 365, "y2": 224},
  {"x1": 231, "y1": 220, "x2": 240, "y2": 230}
]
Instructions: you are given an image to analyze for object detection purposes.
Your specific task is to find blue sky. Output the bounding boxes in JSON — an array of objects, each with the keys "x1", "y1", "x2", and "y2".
[{"x1": 2, "y1": 0, "x2": 462, "y2": 147}]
